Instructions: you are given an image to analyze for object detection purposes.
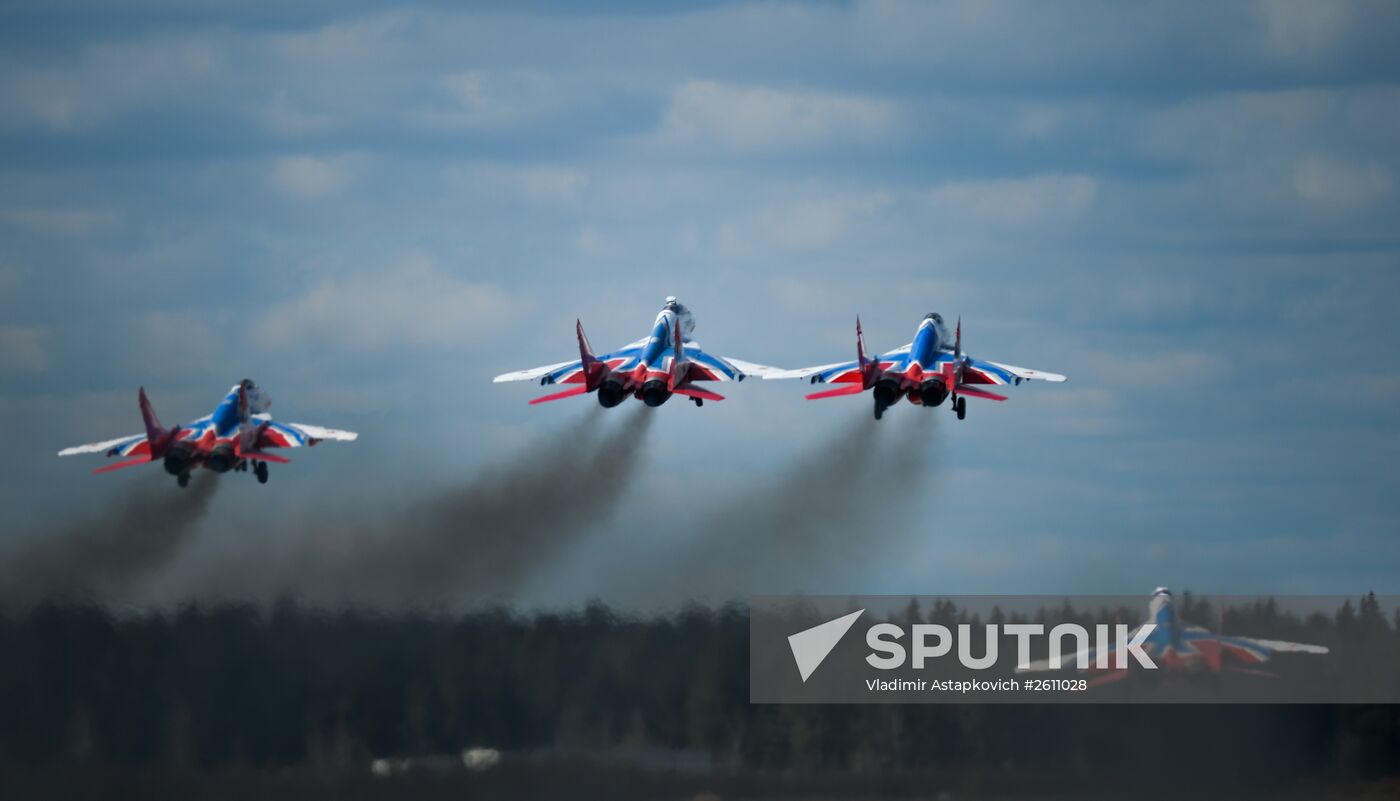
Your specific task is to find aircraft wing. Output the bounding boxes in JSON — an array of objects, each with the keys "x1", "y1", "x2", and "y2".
[
  {"x1": 765, "y1": 342, "x2": 916, "y2": 383},
  {"x1": 492, "y1": 359, "x2": 580, "y2": 384},
  {"x1": 1215, "y1": 631, "x2": 1329, "y2": 659},
  {"x1": 762, "y1": 360, "x2": 858, "y2": 381},
  {"x1": 719, "y1": 356, "x2": 785, "y2": 379},
  {"x1": 493, "y1": 337, "x2": 650, "y2": 386},
  {"x1": 57, "y1": 416, "x2": 215, "y2": 458},
  {"x1": 678, "y1": 342, "x2": 772, "y2": 382},
  {"x1": 250, "y1": 415, "x2": 358, "y2": 447},
  {"x1": 58, "y1": 433, "x2": 147, "y2": 457},
  {"x1": 962, "y1": 358, "x2": 1067, "y2": 385}
]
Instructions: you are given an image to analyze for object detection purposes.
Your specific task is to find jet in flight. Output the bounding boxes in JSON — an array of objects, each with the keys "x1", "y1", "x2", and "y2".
[
  {"x1": 493, "y1": 297, "x2": 780, "y2": 407},
  {"x1": 768, "y1": 314, "x2": 1066, "y2": 420},
  {"x1": 1017, "y1": 587, "x2": 1330, "y2": 687},
  {"x1": 57, "y1": 380, "x2": 357, "y2": 487}
]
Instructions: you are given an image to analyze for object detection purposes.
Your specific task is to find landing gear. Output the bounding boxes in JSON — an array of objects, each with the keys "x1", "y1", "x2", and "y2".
[
  {"x1": 874, "y1": 400, "x2": 886, "y2": 420},
  {"x1": 177, "y1": 472, "x2": 191, "y2": 488},
  {"x1": 954, "y1": 396, "x2": 966, "y2": 420},
  {"x1": 254, "y1": 461, "x2": 269, "y2": 484},
  {"x1": 691, "y1": 397, "x2": 704, "y2": 407}
]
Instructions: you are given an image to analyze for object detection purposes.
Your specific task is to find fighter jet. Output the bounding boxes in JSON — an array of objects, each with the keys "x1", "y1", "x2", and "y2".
[
  {"x1": 57, "y1": 380, "x2": 357, "y2": 487},
  {"x1": 768, "y1": 314, "x2": 1066, "y2": 420},
  {"x1": 493, "y1": 297, "x2": 780, "y2": 407},
  {"x1": 1017, "y1": 587, "x2": 1329, "y2": 686}
]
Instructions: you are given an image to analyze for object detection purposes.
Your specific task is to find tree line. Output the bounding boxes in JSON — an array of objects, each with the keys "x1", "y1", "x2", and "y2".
[{"x1": 1, "y1": 596, "x2": 1398, "y2": 785}]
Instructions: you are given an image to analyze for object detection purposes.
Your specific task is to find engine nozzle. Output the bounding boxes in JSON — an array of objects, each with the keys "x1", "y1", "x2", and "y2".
[
  {"x1": 641, "y1": 380, "x2": 671, "y2": 407},
  {"x1": 162, "y1": 442, "x2": 195, "y2": 476},
  {"x1": 596, "y1": 380, "x2": 627, "y2": 408},
  {"x1": 920, "y1": 381, "x2": 950, "y2": 407},
  {"x1": 872, "y1": 379, "x2": 901, "y2": 409},
  {"x1": 205, "y1": 442, "x2": 237, "y2": 474}
]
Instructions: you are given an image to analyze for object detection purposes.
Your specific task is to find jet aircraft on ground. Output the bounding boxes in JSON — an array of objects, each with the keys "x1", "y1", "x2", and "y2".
[{"x1": 1017, "y1": 587, "x2": 1329, "y2": 687}]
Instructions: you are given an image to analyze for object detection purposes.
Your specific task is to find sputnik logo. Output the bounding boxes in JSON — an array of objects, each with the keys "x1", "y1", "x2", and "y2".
[{"x1": 788, "y1": 609, "x2": 865, "y2": 682}]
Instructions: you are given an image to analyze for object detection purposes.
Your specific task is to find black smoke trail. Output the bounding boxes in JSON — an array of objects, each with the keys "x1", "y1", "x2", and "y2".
[{"x1": 0, "y1": 472, "x2": 220, "y2": 609}]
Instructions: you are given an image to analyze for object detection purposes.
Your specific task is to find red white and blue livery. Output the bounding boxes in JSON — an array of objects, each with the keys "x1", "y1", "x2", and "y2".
[
  {"x1": 493, "y1": 297, "x2": 780, "y2": 408},
  {"x1": 768, "y1": 313, "x2": 1067, "y2": 420},
  {"x1": 1018, "y1": 587, "x2": 1330, "y2": 687},
  {"x1": 58, "y1": 380, "x2": 357, "y2": 487}
]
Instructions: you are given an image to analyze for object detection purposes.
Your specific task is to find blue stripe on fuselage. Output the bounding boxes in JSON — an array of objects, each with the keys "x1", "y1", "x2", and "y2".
[
  {"x1": 639, "y1": 313, "x2": 675, "y2": 369},
  {"x1": 909, "y1": 320, "x2": 941, "y2": 368},
  {"x1": 210, "y1": 387, "x2": 242, "y2": 436}
]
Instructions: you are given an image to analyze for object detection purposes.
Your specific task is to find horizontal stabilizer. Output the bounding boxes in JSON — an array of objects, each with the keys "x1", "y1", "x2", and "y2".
[
  {"x1": 529, "y1": 386, "x2": 591, "y2": 405},
  {"x1": 672, "y1": 386, "x2": 725, "y2": 402},
  {"x1": 93, "y1": 456, "x2": 151, "y2": 474},
  {"x1": 806, "y1": 384, "x2": 866, "y2": 400}
]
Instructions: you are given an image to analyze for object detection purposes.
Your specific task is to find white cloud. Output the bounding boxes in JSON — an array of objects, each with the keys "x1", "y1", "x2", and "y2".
[
  {"x1": 925, "y1": 174, "x2": 1097, "y2": 226},
  {"x1": 0, "y1": 326, "x2": 46, "y2": 372},
  {"x1": 657, "y1": 80, "x2": 896, "y2": 153},
  {"x1": 1292, "y1": 156, "x2": 1394, "y2": 209},
  {"x1": 269, "y1": 155, "x2": 354, "y2": 199},
  {"x1": 253, "y1": 255, "x2": 516, "y2": 352}
]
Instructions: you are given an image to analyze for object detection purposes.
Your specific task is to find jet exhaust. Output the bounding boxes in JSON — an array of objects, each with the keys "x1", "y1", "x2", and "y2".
[
  {"x1": 205, "y1": 442, "x2": 236, "y2": 473},
  {"x1": 873, "y1": 380, "x2": 901, "y2": 406},
  {"x1": 0, "y1": 473, "x2": 220, "y2": 609},
  {"x1": 597, "y1": 380, "x2": 627, "y2": 408},
  {"x1": 640, "y1": 380, "x2": 670, "y2": 407},
  {"x1": 163, "y1": 441, "x2": 196, "y2": 476},
  {"x1": 920, "y1": 381, "x2": 949, "y2": 407},
  {"x1": 174, "y1": 408, "x2": 656, "y2": 608}
]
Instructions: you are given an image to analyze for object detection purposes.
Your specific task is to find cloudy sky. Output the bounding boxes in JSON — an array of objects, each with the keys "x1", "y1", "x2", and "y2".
[{"x1": 2, "y1": 1, "x2": 1398, "y2": 607}]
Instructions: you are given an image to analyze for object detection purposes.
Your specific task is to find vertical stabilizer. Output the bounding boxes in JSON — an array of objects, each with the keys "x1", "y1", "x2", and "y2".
[
  {"x1": 139, "y1": 387, "x2": 178, "y2": 458},
  {"x1": 671, "y1": 318, "x2": 687, "y2": 388},
  {"x1": 576, "y1": 319, "x2": 606, "y2": 390}
]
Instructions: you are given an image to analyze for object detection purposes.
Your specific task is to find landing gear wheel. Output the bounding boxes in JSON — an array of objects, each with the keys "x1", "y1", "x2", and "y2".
[
  {"x1": 177, "y1": 472, "x2": 191, "y2": 488},
  {"x1": 874, "y1": 402, "x2": 885, "y2": 421},
  {"x1": 255, "y1": 461, "x2": 269, "y2": 484},
  {"x1": 692, "y1": 397, "x2": 704, "y2": 407},
  {"x1": 955, "y1": 397, "x2": 966, "y2": 420}
]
